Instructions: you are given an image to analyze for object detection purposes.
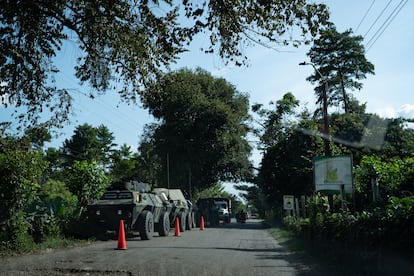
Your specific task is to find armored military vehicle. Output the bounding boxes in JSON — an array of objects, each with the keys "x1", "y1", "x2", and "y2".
[
  {"x1": 87, "y1": 180, "x2": 171, "y2": 240},
  {"x1": 153, "y1": 188, "x2": 194, "y2": 232}
]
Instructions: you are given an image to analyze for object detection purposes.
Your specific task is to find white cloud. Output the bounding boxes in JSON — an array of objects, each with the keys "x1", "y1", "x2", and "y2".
[
  {"x1": 374, "y1": 104, "x2": 414, "y2": 119},
  {"x1": 374, "y1": 106, "x2": 397, "y2": 118},
  {"x1": 398, "y1": 104, "x2": 414, "y2": 118}
]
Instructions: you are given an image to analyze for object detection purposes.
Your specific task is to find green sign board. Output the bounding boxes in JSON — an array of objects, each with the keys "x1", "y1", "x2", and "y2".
[
  {"x1": 283, "y1": 195, "x2": 294, "y2": 210},
  {"x1": 313, "y1": 156, "x2": 353, "y2": 194}
]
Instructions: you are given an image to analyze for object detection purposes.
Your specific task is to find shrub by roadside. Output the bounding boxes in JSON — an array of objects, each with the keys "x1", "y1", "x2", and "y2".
[{"x1": 277, "y1": 196, "x2": 414, "y2": 275}]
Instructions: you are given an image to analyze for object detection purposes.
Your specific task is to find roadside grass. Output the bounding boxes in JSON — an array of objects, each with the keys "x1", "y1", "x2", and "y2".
[
  {"x1": 34, "y1": 236, "x2": 92, "y2": 251},
  {"x1": 0, "y1": 235, "x2": 93, "y2": 257},
  {"x1": 268, "y1": 226, "x2": 308, "y2": 254},
  {"x1": 265, "y1": 220, "x2": 414, "y2": 275},
  {"x1": 265, "y1": 222, "x2": 333, "y2": 275}
]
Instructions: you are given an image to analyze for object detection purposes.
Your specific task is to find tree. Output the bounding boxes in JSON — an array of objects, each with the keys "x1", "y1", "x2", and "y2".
[
  {"x1": 234, "y1": 183, "x2": 267, "y2": 217},
  {"x1": 380, "y1": 118, "x2": 414, "y2": 159},
  {"x1": 305, "y1": 26, "x2": 374, "y2": 113},
  {"x1": 0, "y1": 137, "x2": 48, "y2": 249},
  {"x1": 192, "y1": 183, "x2": 231, "y2": 201},
  {"x1": 252, "y1": 92, "x2": 300, "y2": 149},
  {"x1": 61, "y1": 123, "x2": 115, "y2": 167},
  {"x1": 44, "y1": 147, "x2": 66, "y2": 181},
  {"x1": 109, "y1": 144, "x2": 137, "y2": 182},
  {"x1": 66, "y1": 160, "x2": 108, "y2": 205},
  {"x1": 96, "y1": 124, "x2": 116, "y2": 166},
  {"x1": 1, "y1": 0, "x2": 330, "y2": 129},
  {"x1": 354, "y1": 156, "x2": 414, "y2": 210},
  {"x1": 23, "y1": 125, "x2": 52, "y2": 151},
  {"x1": 141, "y1": 68, "x2": 252, "y2": 191},
  {"x1": 253, "y1": 94, "x2": 324, "y2": 207},
  {"x1": 256, "y1": 116, "x2": 323, "y2": 207},
  {"x1": 133, "y1": 129, "x2": 163, "y2": 185},
  {"x1": 329, "y1": 108, "x2": 414, "y2": 163}
]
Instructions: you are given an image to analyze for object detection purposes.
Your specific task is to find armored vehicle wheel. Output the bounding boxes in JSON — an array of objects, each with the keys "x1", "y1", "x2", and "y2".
[
  {"x1": 185, "y1": 212, "x2": 192, "y2": 230},
  {"x1": 138, "y1": 210, "x2": 154, "y2": 240},
  {"x1": 158, "y1": 211, "x2": 170, "y2": 237},
  {"x1": 178, "y1": 212, "x2": 186, "y2": 232},
  {"x1": 191, "y1": 212, "x2": 196, "y2": 228}
]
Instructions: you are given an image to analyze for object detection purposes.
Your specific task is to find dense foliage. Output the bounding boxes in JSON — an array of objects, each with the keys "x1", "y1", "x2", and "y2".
[
  {"x1": 1, "y1": 0, "x2": 330, "y2": 130},
  {"x1": 141, "y1": 68, "x2": 253, "y2": 191},
  {"x1": 0, "y1": 138, "x2": 48, "y2": 250},
  {"x1": 61, "y1": 124, "x2": 116, "y2": 168},
  {"x1": 306, "y1": 26, "x2": 375, "y2": 114}
]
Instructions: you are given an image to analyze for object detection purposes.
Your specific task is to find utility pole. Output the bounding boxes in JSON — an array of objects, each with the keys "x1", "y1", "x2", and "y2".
[
  {"x1": 300, "y1": 61, "x2": 335, "y2": 211},
  {"x1": 299, "y1": 61, "x2": 331, "y2": 156}
]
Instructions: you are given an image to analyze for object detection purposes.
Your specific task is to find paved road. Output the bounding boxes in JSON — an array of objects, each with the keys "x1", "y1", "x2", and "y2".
[{"x1": 0, "y1": 219, "x2": 317, "y2": 276}]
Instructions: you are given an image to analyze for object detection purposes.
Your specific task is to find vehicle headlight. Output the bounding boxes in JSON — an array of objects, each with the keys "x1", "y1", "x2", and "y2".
[
  {"x1": 96, "y1": 210, "x2": 100, "y2": 216},
  {"x1": 118, "y1": 210, "x2": 122, "y2": 215},
  {"x1": 136, "y1": 194, "x2": 140, "y2": 203}
]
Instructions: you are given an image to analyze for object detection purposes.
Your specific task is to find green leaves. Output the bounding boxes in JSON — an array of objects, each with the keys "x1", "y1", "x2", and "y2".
[
  {"x1": 306, "y1": 26, "x2": 375, "y2": 113},
  {"x1": 192, "y1": 0, "x2": 330, "y2": 65},
  {"x1": 253, "y1": 92, "x2": 300, "y2": 148},
  {"x1": 61, "y1": 123, "x2": 116, "y2": 168},
  {"x1": 1, "y1": 0, "x2": 330, "y2": 130},
  {"x1": 141, "y1": 68, "x2": 252, "y2": 190},
  {"x1": 66, "y1": 160, "x2": 109, "y2": 204},
  {"x1": 355, "y1": 156, "x2": 414, "y2": 208},
  {"x1": 0, "y1": 142, "x2": 48, "y2": 249}
]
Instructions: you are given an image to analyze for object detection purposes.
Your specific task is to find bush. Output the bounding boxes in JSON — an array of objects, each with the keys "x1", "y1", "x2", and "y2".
[
  {"x1": 0, "y1": 147, "x2": 47, "y2": 250},
  {"x1": 283, "y1": 196, "x2": 414, "y2": 255}
]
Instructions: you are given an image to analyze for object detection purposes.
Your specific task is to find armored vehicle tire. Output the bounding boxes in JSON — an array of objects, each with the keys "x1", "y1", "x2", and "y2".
[
  {"x1": 185, "y1": 212, "x2": 192, "y2": 230},
  {"x1": 158, "y1": 211, "x2": 170, "y2": 237},
  {"x1": 178, "y1": 212, "x2": 186, "y2": 232},
  {"x1": 191, "y1": 212, "x2": 196, "y2": 228},
  {"x1": 137, "y1": 210, "x2": 154, "y2": 240}
]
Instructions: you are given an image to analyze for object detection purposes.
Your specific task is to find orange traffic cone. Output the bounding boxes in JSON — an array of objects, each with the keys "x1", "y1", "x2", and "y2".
[
  {"x1": 117, "y1": 220, "x2": 127, "y2": 250},
  {"x1": 200, "y1": 216, "x2": 205, "y2": 231},
  {"x1": 174, "y1": 217, "x2": 181, "y2": 237}
]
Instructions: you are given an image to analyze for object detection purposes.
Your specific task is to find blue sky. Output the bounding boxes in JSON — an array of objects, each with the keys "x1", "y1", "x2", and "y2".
[{"x1": 1, "y1": 0, "x2": 413, "y2": 165}]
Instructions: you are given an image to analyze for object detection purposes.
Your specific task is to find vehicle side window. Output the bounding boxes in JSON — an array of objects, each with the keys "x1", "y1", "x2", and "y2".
[
  {"x1": 118, "y1": 192, "x2": 132, "y2": 199},
  {"x1": 102, "y1": 192, "x2": 117, "y2": 199}
]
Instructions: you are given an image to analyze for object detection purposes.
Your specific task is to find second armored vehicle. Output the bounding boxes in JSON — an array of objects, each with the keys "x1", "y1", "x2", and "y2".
[{"x1": 153, "y1": 188, "x2": 194, "y2": 232}]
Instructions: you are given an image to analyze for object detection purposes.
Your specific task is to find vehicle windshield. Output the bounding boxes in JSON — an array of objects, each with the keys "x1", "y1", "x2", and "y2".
[
  {"x1": 101, "y1": 192, "x2": 132, "y2": 200},
  {"x1": 1, "y1": 1, "x2": 412, "y2": 275},
  {"x1": 215, "y1": 203, "x2": 227, "y2": 209}
]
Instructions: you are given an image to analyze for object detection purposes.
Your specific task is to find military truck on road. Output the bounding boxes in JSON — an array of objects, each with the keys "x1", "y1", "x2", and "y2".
[
  {"x1": 194, "y1": 197, "x2": 231, "y2": 227},
  {"x1": 87, "y1": 181, "x2": 171, "y2": 240}
]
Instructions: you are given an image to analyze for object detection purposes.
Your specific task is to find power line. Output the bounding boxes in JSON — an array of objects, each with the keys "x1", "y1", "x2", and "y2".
[
  {"x1": 54, "y1": 72, "x2": 150, "y2": 140},
  {"x1": 363, "y1": 0, "x2": 393, "y2": 38},
  {"x1": 55, "y1": 72, "x2": 144, "y2": 127},
  {"x1": 366, "y1": 0, "x2": 408, "y2": 51},
  {"x1": 355, "y1": 0, "x2": 376, "y2": 33}
]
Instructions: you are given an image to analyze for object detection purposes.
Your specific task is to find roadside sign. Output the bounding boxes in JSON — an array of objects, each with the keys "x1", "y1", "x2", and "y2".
[
  {"x1": 313, "y1": 155, "x2": 353, "y2": 194},
  {"x1": 283, "y1": 195, "x2": 294, "y2": 210}
]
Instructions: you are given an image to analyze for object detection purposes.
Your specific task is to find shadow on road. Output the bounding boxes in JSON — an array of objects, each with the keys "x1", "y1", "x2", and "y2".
[
  {"x1": 132, "y1": 244, "x2": 327, "y2": 275},
  {"x1": 204, "y1": 218, "x2": 267, "y2": 230}
]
